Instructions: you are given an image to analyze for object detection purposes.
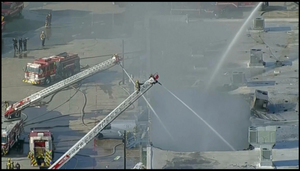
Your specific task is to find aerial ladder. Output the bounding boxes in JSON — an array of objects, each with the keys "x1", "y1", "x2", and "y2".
[
  {"x1": 4, "y1": 55, "x2": 122, "y2": 120},
  {"x1": 48, "y1": 74, "x2": 161, "y2": 169}
]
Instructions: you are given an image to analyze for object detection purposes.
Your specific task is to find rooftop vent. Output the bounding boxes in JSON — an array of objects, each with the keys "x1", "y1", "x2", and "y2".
[{"x1": 253, "y1": 18, "x2": 265, "y2": 30}]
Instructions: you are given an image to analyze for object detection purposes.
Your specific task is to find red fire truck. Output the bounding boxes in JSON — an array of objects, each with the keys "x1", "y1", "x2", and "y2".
[
  {"x1": 27, "y1": 129, "x2": 55, "y2": 167},
  {"x1": 1, "y1": 2, "x2": 24, "y2": 20},
  {"x1": 1, "y1": 116, "x2": 24, "y2": 155},
  {"x1": 23, "y1": 52, "x2": 80, "y2": 85}
]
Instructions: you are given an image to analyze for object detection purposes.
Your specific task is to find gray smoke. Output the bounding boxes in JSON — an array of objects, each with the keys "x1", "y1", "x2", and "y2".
[
  {"x1": 149, "y1": 87, "x2": 251, "y2": 152},
  {"x1": 125, "y1": 3, "x2": 251, "y2": 152}
]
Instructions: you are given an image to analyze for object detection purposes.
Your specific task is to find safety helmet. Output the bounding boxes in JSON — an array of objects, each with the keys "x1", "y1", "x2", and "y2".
[
  {"x1": 136, "y1": 80, "x2": 139, "y2": 83},
  {"x1": 42, "y1": 31, "x2": 44, "y2": 34},
  {"x1": 8, "y1": 158, "x2": 11, "y2": 162}
]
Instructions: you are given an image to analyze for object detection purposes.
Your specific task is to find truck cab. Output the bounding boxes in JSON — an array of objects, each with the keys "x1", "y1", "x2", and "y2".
[{"x1": 1, "y1": 2, "x2": 24, "y2": 20}]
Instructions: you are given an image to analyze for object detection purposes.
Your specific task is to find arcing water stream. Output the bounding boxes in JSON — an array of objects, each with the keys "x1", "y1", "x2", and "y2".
[
  {"x1": 162, "y1": 85, "x2": 236, "y2": 151},
  {"x1": 205, "y1": 2, "x2": 263, "y2": 90},
  {"x1": 120, "y1": 2, "x2": 263, "y2": 150},
  {"x1": 121, "y1": 67, "x2": 175, "y2": 141}
]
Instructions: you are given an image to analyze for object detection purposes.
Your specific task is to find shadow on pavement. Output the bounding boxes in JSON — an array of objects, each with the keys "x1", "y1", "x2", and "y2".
[
  {"x1": 273, "y1": 140, "x2": 299, "y2": 149},
  {"x1": 274, "y1": 159, "x2": 299, "y2": 167}
]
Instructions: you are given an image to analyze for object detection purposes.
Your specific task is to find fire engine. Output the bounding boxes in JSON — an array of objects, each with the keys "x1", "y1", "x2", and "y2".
[
  {"x1": 5, "y1": 54, "x2": 122, "y2": 119},
  {"x1": 2, "y1": 50, "x2": 159, "y2": 169},
  {"x1": 1, "y1": 111, "x2": 24, "y2": 156},
  {"x1": 27, "y1": 129, "x2": 55, "y2": 167},
  {"x1": 1, "y1": 2, "x2": 24, "y2": 20},
  {"x1": 23, "y1": 52, "x2": 81, "y2": 85},
  {"x1": 2, "y1": 53, "x2": 124, "y2": 168}
]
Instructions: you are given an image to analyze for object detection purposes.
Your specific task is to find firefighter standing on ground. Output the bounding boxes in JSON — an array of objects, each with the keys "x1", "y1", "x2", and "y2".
[
  {"x1": 18, "y1": 38, "x2": 23, "y2": 53},
  {"x1": 15, "y1": 163, "x2": 20, "y2": 169},
  {"x1": 23, "y1": 38, "x2": 28, "y2": 51},
  {"x1": 46, "y1": 12, "x2": 52, "y2": 26},
  {"x1": 6, "y1": 158, "x2": 14, "y2": 169},
  {"x1": 12, "y1": 38, "x2": 18, "y2": 53},
  {"x1": 40, "y1": 31, "x2": 46, "y2": 47}
]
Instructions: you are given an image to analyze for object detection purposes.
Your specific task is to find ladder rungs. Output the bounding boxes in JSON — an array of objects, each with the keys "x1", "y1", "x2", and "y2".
[{"x1": 11, "y1": 58, "x2": 117, "y2": 115}]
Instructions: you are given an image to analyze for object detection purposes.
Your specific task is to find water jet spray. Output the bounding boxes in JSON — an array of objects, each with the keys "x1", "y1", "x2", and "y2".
[{"x1": 205, "y1": 2, "x2": 263, "y2": 90}]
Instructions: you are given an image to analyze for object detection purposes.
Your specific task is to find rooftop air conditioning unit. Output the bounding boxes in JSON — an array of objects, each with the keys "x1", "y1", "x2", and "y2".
[{"x1": 253, "y1": 18, "x2": 265, "y2": 30}]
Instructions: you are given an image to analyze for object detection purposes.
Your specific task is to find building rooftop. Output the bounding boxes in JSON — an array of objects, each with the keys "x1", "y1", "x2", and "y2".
[{"x1": 146, "y1": 11, "x2": 298, "y2": 169}]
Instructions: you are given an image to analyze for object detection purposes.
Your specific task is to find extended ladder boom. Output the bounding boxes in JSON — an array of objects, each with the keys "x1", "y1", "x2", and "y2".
[
  {"x1": 4, "y1": 55, "x2": 122, "y2": 119},
  {"x1": 49, "y1": 74, "x2": 160, "y2": 169}
]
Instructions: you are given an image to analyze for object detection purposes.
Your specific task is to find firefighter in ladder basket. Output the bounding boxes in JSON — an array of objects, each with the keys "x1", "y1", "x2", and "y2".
[{"x1": 149, "y1": 74, "x2": 162, "y2": 85}]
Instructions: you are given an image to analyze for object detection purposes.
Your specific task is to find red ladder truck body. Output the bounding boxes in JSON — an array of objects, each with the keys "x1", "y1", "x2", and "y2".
[{"x1": 23, "y1": 52, "x2": 80, "y2": 85}]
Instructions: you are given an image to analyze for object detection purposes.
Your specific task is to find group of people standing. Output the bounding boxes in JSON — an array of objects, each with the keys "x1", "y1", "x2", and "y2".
[
  {"x1": 6, "y1": 158, "x2": 21, "y2": 170},
  {"x1": 11, "y1": 12, "x2": 52, "y2": 56},
  {"x1": 12, "y1": 38, "x2": 28, "y2": 56}
]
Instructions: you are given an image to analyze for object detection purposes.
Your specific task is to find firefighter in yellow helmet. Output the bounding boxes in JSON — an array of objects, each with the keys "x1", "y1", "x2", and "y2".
[
  {"x1": 4, "y1": 101, "x2": 9, "y2": 110},
  {"x1": 40, "y1": 31, "x2": 46, "y2": 47},
  {"x1": 135, "y1": 80, "x2": 143, "y2": 92},
  {"x1": 149, "y1": 74, "x2": 154, "y2": 79},
  {"x1": 6, "y1": 158, "x2": 14, "y2": 169}
]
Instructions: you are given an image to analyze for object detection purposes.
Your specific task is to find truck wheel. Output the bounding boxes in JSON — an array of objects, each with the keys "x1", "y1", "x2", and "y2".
[{"x1": 45, "y1": 77, "x2": 51, "y2": 85}]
